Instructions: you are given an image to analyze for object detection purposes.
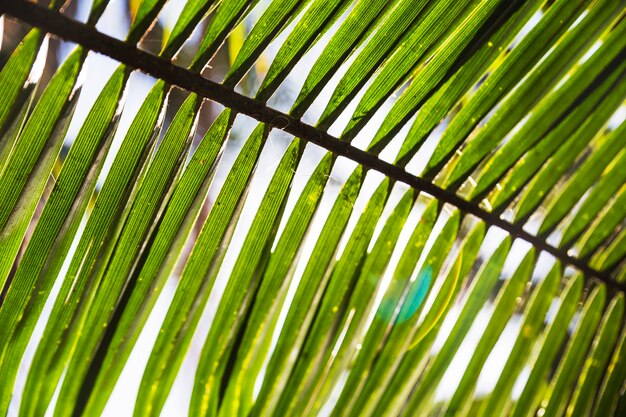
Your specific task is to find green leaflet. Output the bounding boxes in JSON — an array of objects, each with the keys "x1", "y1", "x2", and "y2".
[
  {"x1": 250, "y1": 166, "x2": 363, "y2": 417},
  {"x1": 1, "y1": 65, "x2": 129, "y2": 417},
  {"x1": 403, "y1": 236, "x2": 511, "y2": 416},
  {"x1": 329, "y1": 198, "x2": 439, "y2": 417},
  {"x1": 540, "y1": 121, "x2": 626, "y2": 238},
  {"x1": 408, "y1": 219, "x2": 467, "y2": 348},
  {"x1": 488, "y1": 63, "x2": 626, "y2": 215},
  {"x1": 617, "y1": 260, "x2": 626, "y2": 283},
  {"x1": 566, "y1": 294, "x2": 624, "y2": 417},
  {"x1": 190, "y1": 0, "x2": 260, "y2": 72},
  {"x1": 87, "y1": 0, "x2": 116, "y2": 24},
  {"x1": 425, "y1": 0, "x2": 590, "y2": 178},
  {"x1": 134, "y1": 124, "x2": 267, "y2": 417},
  {"x1": 512, "y1": 76, "x2": 626, "y2": 222},
  {"x1": 392, "y1": 0, "x2": 543, "y2": 164},
  {"x1": 272, "y1": 177, "x2": 391, "y2": 417},
  {"x1": 444, "y1": 249, "x2": 537, "y2": 417},
  {"x1": 594, "y1": 226, "x2": 626, "y2": 273},
  {"x1": 325, "y1": 0, "x2": 474, "y2": 135},
  {"x1": 88, "y1": 0, "x2": 111, "y2": 24},
  {"x1": 371, "y1": 221, "x2": 487, "y2": 417},
  {"x1": 127, "y1": 0, "x2": 169, "y2": 43},
  {"x1": 80, "y1": 109, "x2": 234, "y2": 417},
  {"x1": 0, "y1": 29, "x2": 45, "y2": 170},
  {"x1": 295, "y1": 188, "x2": 415, "y2": 416},
  {"x1": 483, "y1": 263, "x2": 562, "y2": 417},
  {"x1": 224, "y1": 0, "x2": 310, "y2": 87},
  {"x1": 254, "y1": 0, "x2": 352, "y2": 102},
  {"x1": 161, "y1": 0, "x2": 220, "y2": 59},
  {"x1": 561, "y1": 146, "x2": 626, "y2": 248},
  {"x1": 190, "y1": 136, "x2": 302, "y2": 417},
  {"x1": 313, "y1": 0, "x2": 433, "y2": 128},
  {"x1": 289, "y1": 0, "x2": 407, "y2": 117},
  {"x1": 577, "y1": 187, "x2": 626, "y2": 259},
  {"x1": 541, "y1": 284, "x2": 606, "y2": 417},
  {"x1": 12, "y1": 79, "x2": 167, "y2": 417},
  {"x1": 54, "y1": 92, "x2": 201, "y2": 417},
  {"x1": 0, "y1": 46, "x2": 85, "y2": 293},
  {"x1": 219, "y1": 152, "x2": 333, "y2": 417},
  {"x1": 446, "y1": 12, "x2": 626, "y2": 189},
  {"x1": 509, "y1": 274, "x2": 583, "y2": 417},
  {"x1": 341, "y1": 210, "x2": 461, "y2": 417},
  {"x1": 362, "y1": 0, "x2": 524, "y2": 148},
  {"x1": 593, "y1": 324, "x2": 626, "y2": 416},
  {"x1": 459, "y1": 0, "x2": 622, "y2": 196}
]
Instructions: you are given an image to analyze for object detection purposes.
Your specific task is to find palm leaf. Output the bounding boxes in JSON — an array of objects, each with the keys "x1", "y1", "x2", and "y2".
[{"x1": 0, "y1": 0, "x2": 625, "y2": 416}]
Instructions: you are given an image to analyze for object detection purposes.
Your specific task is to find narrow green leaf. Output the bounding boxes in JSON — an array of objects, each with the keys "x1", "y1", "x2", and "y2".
[
  {"x1": 290, "y1": 0, "x2": 410, "y2": 117},
  {"x1": 0, "y1": 29, "x2": 45, "y2": 169},
  {"x1": 224, "y1": 0, "x2": 310, "y2": 87},
  {"x1": 322, "y1": 0, "x2": 472, "y2": 133},
  {"x1": 403, "y1": 236, "x2": 511, "y2": 415},
  {"x1": 312, "y1": 0, "x2": 433, "y2": 128},
  {"x1": 364, "y1": 0, "x2": 527, "y2": 148},
  {"x1": 0, "y1": 46, "x2": 85, "y2": 293},
  {"x1": 295, "y1": 189, "x2": 415, "y2": 417},
  {"x1": 512, "y1": 75, "x2": 626, "y2": 222},
  {"x1": 250, "y1": 167, "x2": 363, "y2": 417},
  {"x1": 461, "y1": 0, "x2": 622, "y2": 196},
  {"x1": 54, "y1": 92, "x2": 201, "y2": 417},
  {"x1": 577, "y1": 187, "x2": 626, "y2": 259},
  {"x1": 219, "y1": 152, "x2": 333, "y2": 417},
  {"x1": 273, "y1": 177, "x2": 391, "y2": 417},
  {"x1": 488, "y1": 65, "x2": 626, "y2": 215},
  {"x1": 254, "y1": 0, "x2": 352, "y2": 102},
  {"x1": 9, "y1": 79, "x2": 167, "y2": 417},
  {"x1": 509, "y1": 274, "x2": 584, "y2": 417},
  {"x1": 190, "y1": 0, "x2": 260, "y2": 72},
  {"x1": 425, "y1": 0, "x2": 589, "y2": 177},
  {"x1": 445, "y1": 249, "x2": 536, "y2": 417},
  {"x1": 541, "y1": 122, "x2": 626, "y2": 238},
  {"x1": 190, "y1": 136, "x2": 302, "y2": 417},
  {"x1": 566, "y1": 294, "x2": 624, "y2": 417},
  {"x1": 161, "y1": 0, "x2": 220, "y2": 59},
  {"x1": 127, "y1": 0, "x2": 169, "y2": 43},
  {"x1": 88, "y1": 0, "x2": 113, "y2": 25},
  {"x1": 393, "y1": 0, "x2": 543, "y2": 164},
  {"x1": 541, "y1": 285, "x2": 606, "y2": 417},
  {"x1": 483, "y1": 263, "x2": 562, "y2": 417},
  {"x1": 371, "y1": 221, "x2": 487, "y2": 417},
  {"x1": 593, "y1": 324, "x2": 626, "y2": 417},
  {"x1": 618, "y1": 266, "x2": 626, "y2": 285},
  {"x1": 594, "y1": 226, "x2": 626, "y2": 273},
  {"x1": 80, "y1": 109, "x2": 234, "y2": 417},
  {"x1": 342, "y1": 210, "x2": 461, "y2": 417},
  {"x1": 331, "y1": 198, "x2": 439, "y2": 416},
  {"x1": 1, "y1": 65, "x2": 129, "y2": 417},
  {"x1": 562, "y1": 146, "x2": 626, "y2": 249},
  {"x1": 446, "y1": 12, "x2": 626, "y2": 189},
  {"x1": 134, "y1": 124, "x2": 267, "y2": 417}
]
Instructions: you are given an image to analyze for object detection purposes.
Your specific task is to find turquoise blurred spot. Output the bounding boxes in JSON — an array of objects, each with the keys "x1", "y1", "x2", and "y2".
[{"x1": 377, "y1": 267, "x2": 432, "y2": 324}]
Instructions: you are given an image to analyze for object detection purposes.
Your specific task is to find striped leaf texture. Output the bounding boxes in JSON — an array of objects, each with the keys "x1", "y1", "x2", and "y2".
[{"x1": 0, "y1": 0, "x2": 625, "y2": 416}]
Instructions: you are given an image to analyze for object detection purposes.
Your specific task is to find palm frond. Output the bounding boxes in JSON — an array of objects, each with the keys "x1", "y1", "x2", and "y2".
[{"x1": 0, "y1": 0, "x2": 625, "y2": 416}]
